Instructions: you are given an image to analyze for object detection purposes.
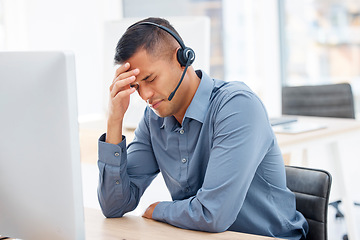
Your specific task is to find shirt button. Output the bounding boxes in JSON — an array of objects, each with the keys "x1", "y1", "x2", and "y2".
[
  {"x1": 181, "y1": 158, "x2": 187, "y2": 163},
  {"x1": 114, "y1": 152, "x2": 120, "y2": 157},
  {"x1": 185, "y1": 187, "x2": 190, "y2": 193},
  {"x1": 179, "y1": 129, "x2": 184, "y2": 134},
  {"x1": 115, "y1": 180, "x2": 120, "y2": 185}
]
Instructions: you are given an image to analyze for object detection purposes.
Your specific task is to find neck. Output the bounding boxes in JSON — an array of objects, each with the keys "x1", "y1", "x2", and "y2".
[{"x1": 173, "y1": 68, "x2": 201, "y2": 124}]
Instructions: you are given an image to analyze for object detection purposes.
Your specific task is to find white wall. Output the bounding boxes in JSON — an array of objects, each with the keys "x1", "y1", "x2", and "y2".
[
  {"x1": 223, "y1": 0, "x2": 282, "y2": 117},
  {"x1": 2, "y1": 0, "x2": 117, "y2": 121}
]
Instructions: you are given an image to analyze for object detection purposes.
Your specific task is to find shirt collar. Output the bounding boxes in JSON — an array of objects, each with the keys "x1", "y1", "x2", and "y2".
[
  {"x1": 160, "y1": 70, "x2": 213, "y2": 130},
  {"x1": 184, "y1": 70, "x2": 213, "y2": 124},
  {"x1": 160, "y1": 115, "x2": 179, "y2": 131}
]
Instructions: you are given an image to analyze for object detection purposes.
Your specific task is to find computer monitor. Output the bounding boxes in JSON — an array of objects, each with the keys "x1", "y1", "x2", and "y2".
[{"x1": 0, "y1": 52, "x2": 85, "y2": 240}]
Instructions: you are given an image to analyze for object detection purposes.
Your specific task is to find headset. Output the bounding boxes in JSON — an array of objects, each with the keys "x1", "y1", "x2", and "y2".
[{"x1": 128, "y1": 21, "x2": 196, "y2": 101}]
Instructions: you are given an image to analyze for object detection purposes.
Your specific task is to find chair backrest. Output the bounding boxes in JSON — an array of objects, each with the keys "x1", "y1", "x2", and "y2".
[
  {"x1": 282, "y1": 83, "x2": 355, "y2": 119},
  {"x1": 285, "y1": 166, "x2": 332, "y2": 240}
]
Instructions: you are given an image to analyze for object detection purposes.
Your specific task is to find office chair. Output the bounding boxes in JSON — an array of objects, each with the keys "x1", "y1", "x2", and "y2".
[
  {"x1": 282, "y1": 83, "x2": 355, "y2": 119},
  {"x1": 282, "y1": 83, "x2": 357, "y2": 240},
  {"x1": 285, "y1": 166, "x2": 332, "y2": 240}
]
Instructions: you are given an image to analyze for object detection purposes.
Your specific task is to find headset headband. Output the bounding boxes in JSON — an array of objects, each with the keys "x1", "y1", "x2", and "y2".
[{"x1": 131, "y1": 22, "x2": 186, "y2": 50}]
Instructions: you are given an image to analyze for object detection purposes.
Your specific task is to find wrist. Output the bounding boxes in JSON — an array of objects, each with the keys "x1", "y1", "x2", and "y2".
[{"x1": 106, "y1": 119, "x2": 123, "y2": 144}]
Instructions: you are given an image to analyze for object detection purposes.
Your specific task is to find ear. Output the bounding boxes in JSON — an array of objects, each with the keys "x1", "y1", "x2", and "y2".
[{"x1": 173, "y1": 47, "x2": 185, "y2": 69}]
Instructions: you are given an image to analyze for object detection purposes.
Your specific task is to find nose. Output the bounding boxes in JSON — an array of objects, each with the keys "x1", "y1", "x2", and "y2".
[{"x1": 137, "y1": 84, "x2": 154, "y2": 102}]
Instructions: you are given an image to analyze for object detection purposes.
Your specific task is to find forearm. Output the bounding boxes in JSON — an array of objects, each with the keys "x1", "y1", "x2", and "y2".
[
  {"x1": 97, "y1": 134, "x2": 139, "y2": 217},
  {"x1": 153, "y1": 198, "x2": 232, "y2": 232},
  {"x1": 97, "y1": 117, "x2": 160, "y2": 218},
  {"x1": 106, "y1": 119, "x2": 123, "y2": 145},
  {"x1": 97, "y1": 163, "x2": 138, "y2": 217}
]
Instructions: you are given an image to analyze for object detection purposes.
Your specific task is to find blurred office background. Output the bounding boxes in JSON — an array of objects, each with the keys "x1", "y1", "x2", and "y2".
[
  {"x1": 1, "y1": 1, "x2": 359, "y2": 239},
  {"x1": 279, "y1": 0, "x2": 360, "y2": 116},
  {"x1": 0, "y1": 0, "x2": 280, "y2": 121},
  {"x1": 1, "y1": 0, "x2": 359, "y2": 120}
]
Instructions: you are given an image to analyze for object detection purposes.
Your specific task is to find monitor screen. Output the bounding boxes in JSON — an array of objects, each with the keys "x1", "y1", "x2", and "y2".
[{"x1": 0, "y1": 51, "x2": 85, "y2": 240}]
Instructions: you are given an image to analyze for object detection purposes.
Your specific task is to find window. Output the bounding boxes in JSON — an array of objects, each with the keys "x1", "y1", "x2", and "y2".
[{"x1": 280, "y1": 0, "x2": 360, "y2": 87}]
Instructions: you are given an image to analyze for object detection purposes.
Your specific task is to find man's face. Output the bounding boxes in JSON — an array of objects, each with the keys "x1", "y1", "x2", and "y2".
[{"x1": 127, "y1": 48, "x2": 187, "y2": 119}]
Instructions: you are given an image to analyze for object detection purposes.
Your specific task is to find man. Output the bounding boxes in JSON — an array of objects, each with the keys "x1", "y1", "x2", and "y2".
[{"x1": 97, "y1": 17, "x2": 308, "y2": 239}]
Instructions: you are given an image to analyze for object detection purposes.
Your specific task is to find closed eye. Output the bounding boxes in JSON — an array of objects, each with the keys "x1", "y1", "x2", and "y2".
[
  {"x1": 148, "y1": 76, "x2": 156, "y2": 83},
  {"x1": 142, "y1": 74, "x2": 156, "y2": 83}
]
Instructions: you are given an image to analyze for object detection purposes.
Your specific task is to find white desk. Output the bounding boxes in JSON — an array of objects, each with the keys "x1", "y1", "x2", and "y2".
[{"x1": 275, "y1": 116, "x2": 360, "y2": 240}]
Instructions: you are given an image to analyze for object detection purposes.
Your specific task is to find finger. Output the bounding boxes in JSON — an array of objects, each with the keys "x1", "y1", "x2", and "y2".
[
  {"x1": 142, "y1": 207, "x2": 151, "y2": 219},
  {"x1": 111, "y1": 68, "x2": 140, "y2": 91},
  {"x1": 113, "y1": 86, "x2": 136, "y2": 100},
  {"x1": 114, "y1": 62, "x2": 130, "y2": 78},
  {"x1": 113, "y1": 62, "x2": 139, "y2": 82},
  {"x1": 113, "y1": 68, "x2": 140, "y2": 84},
  {"x1": 110, "y1": 70, "x2": 139, "y2": 92},
  {"x1": 112, "y1": 63, "x2": 131, "y2": 85},
  {"x1": 111, "y1": 74, "x2": 136, "y2": 90},
  {"x1": 110, "y1": 75, "x2": 136, "y2": 98}
]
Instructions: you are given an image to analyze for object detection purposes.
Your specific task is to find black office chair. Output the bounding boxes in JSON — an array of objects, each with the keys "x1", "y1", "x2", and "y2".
[
  {"x1": 282, "y1": 83, "x2": 355, "y2": 119},
  {"x1": 282, "y1": 83, "x2": 357, "y2": 240},
  {"x1": 285, "y1": 166, "x2": 332, "y2": 240}
]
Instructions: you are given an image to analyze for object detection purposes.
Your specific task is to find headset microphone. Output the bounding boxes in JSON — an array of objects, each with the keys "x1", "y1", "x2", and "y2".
[
  {"x1": 129, "y1": 21, "x2": 196, "y2": 101},
  {"x1": 168, "y1": 54, "x2": 193, "y2": 101}
]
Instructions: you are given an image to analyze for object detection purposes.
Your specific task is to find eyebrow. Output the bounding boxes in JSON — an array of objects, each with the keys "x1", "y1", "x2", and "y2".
[{"x1": 142, "y1": 74, "x2": 152, "y2": 81}]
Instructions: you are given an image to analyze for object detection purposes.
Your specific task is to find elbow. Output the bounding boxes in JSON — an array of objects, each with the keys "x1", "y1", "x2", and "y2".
[
  {"x1": 98, "y1": 198, "x2": 125, "y2": 218},
  {"x1": 100, "y1": 207, "x2": 125, "y2": 218},
  {"x1": 214, "y1": 224, "x2": 229, "y2": 233},
  {"x1": 195, "y1": 213, "x2": 231, "y2": 233},
  {"x1": 201, "y1": 222, "x2": 229, "y2": 233},
  {"x1": 196, "y1": 208, "x2": 234, "y2": 233},
  {"x1": 97, "y1": 190, "x2": 127, "y2": 218}
]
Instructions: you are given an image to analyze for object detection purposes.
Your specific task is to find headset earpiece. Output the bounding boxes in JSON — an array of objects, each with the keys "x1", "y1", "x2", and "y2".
[{"x1": 176, "y1": 47, "x2": 195, "y2": 67}]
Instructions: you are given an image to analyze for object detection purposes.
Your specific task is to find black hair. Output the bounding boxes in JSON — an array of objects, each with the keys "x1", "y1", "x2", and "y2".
[{"x1": 114, "y1": 17, "x2": 182, "y2": 64}]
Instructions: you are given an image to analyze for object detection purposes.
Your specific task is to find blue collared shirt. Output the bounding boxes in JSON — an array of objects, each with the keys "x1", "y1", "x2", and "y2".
[{"x1": 97, "y1": 70, "x2": 308, "y2": 239}]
